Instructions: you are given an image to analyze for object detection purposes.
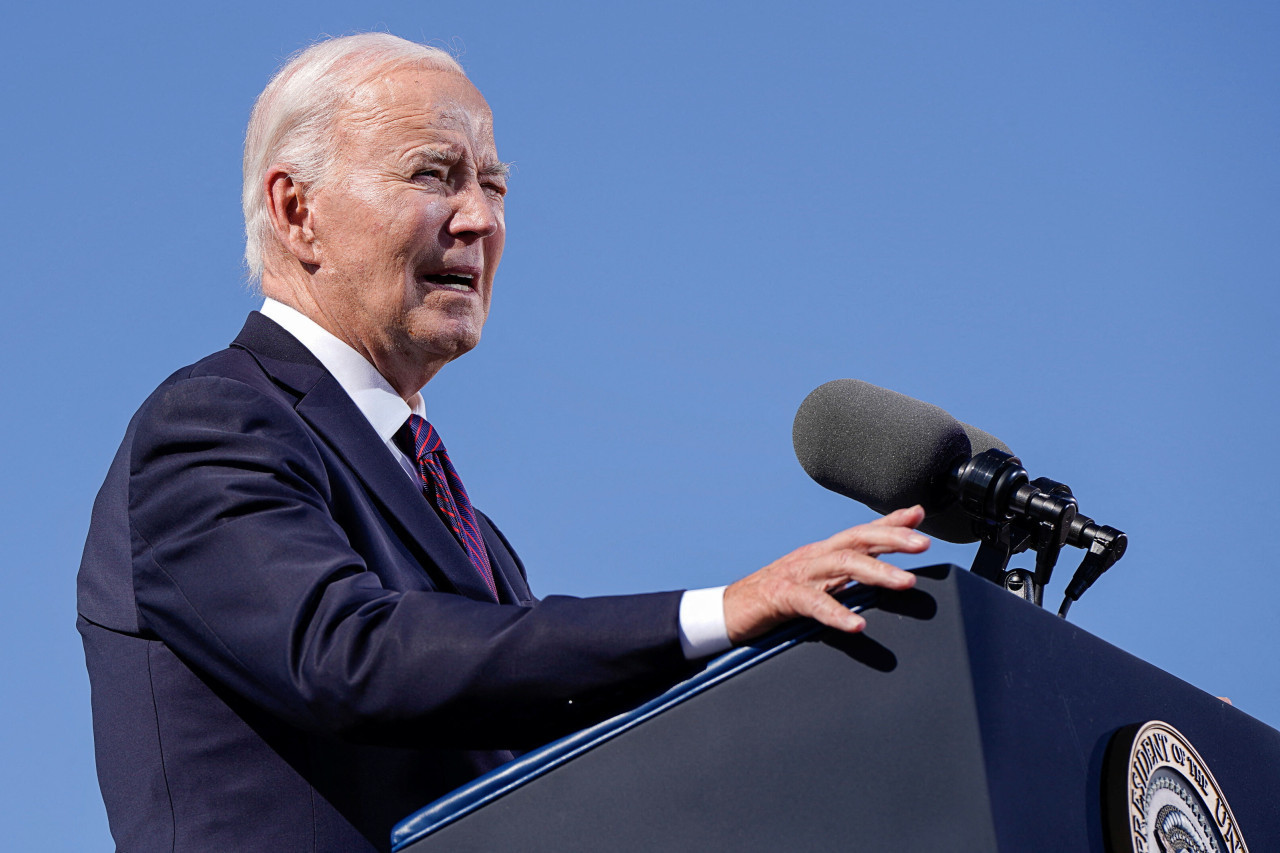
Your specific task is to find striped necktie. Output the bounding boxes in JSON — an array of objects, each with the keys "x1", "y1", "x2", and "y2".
[{"x1": 398, "y1": 414, "x2": 499, "y2": 602}]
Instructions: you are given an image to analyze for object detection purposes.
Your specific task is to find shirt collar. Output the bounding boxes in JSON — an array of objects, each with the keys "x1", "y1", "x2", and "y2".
[{"x1": 259, "y1": 298, "x2": 426, "y2": 441}]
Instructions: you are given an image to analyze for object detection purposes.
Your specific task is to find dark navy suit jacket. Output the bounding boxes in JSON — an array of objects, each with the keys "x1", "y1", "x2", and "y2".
[{"x1": 78, "y1": 313, "x2": 688, "y2": 851}]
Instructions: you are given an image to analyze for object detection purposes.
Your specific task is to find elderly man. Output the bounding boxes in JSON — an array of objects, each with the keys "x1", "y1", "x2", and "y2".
[{"x1": 78, "y1": 33, "x2": 928, "y2": 852}]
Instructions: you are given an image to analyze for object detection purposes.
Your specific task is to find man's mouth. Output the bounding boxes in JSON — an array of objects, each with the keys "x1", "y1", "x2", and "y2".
[{"x1": 421, "y1": 272, "x2": 476, "y2": 292}]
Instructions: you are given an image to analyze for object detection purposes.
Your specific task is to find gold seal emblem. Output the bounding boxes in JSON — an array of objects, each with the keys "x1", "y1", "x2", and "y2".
[{"x1": 1106, "y1": 720, "x2": 1249, "y2": 853}]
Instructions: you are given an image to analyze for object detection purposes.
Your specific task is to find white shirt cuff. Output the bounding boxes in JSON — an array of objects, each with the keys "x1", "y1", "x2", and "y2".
[{"x1": 678, "y1": 586, "x2": 732, "y2": 660}]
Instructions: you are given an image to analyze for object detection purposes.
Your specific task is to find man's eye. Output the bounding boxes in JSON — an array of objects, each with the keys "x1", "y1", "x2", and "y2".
[
  {"x1": 483, "y1": 182, "x2": 507, "y2": 198},
  {"x1": 413, "y1": 168, "x2": 446, "y2": 181}
]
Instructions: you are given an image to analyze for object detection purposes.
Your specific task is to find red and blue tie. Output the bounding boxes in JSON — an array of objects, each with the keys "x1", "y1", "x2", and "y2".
[{"x1": 399, "y1": 414, "x2": 499, "y2": 602}]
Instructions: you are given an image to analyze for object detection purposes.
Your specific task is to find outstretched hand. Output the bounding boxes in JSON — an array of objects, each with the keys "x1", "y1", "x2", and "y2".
[{"x1": 722, "y1": 505, "x2": 929, "y2": 644}]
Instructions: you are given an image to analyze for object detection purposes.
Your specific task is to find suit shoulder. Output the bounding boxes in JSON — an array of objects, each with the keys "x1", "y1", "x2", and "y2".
[
  {"x1": 121, "y1": 347, "x2": 330, "y2": 495},
  {"x1": 153, "y1": 344, "x2": 294, "y2": 399},
  {"x1": 79, "y1": 347, "x2": 304, "y2": 632},
  {"x1": 134, "y1": 345, "x2": 305, "y2": 425}
]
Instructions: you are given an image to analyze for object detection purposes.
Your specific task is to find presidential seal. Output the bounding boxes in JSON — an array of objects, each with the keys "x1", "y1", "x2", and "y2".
[{"x1": 1105, "y1": 720, "x2": 1249, "y2": 853}]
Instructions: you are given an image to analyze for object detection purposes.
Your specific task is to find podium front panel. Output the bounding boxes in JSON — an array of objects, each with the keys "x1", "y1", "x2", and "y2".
[{"x1": 394, "y1": 566, "x2": 1280, "y2": 852}]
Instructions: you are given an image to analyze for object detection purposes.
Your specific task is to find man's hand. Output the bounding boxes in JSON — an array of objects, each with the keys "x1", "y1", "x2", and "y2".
[{"x1": 723, "y1": 506, "x2": 929, "y2": 644}]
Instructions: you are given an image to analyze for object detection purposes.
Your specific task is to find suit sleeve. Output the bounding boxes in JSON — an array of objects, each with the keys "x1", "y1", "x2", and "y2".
[{"x1": 128, "y1": 374, "x2": 690, "y2": 749}]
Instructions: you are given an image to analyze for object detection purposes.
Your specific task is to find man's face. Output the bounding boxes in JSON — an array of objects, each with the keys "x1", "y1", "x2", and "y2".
[{"x1": 303, "y1": 67, "x2": 507, "y2": 391}]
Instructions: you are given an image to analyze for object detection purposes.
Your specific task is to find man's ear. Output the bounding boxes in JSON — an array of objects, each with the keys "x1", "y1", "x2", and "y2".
[{"x1": 264, "y1": 167, "x2": 319, "y2": 266}]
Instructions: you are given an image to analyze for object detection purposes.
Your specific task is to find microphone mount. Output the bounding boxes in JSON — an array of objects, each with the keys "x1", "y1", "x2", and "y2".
[
  {"x1": 1058, "y1": 520, "x2": 1127, "y2": 617},
  {"x1": 946, "y1": 450, "x2": 1125, "y2": 615}
]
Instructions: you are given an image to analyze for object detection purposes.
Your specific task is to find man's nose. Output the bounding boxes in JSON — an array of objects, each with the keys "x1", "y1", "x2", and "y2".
[{"x1": 448, "y1": 181, "x2": 501, "y2": 239}]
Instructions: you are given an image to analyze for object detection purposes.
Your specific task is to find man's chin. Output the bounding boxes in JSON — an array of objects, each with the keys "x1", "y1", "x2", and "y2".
[
  {"x1": 409, "y1": 325, "x2": 483, "y2": 364},
  {"x1": 443, "y1": 334, "x2": 480, "y2": 363}
]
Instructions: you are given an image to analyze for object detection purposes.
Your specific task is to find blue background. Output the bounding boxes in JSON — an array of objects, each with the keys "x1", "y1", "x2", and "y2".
[{"x1": 5, "y1": 2, "x2": 1278, "y2": 847}]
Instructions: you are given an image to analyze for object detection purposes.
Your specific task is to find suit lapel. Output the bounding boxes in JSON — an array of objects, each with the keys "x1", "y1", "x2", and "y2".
[{"x1": 232, "y1": 313, "x2": 506, "y2": 603}]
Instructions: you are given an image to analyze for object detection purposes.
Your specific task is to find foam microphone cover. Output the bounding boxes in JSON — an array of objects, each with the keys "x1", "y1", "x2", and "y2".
[{"x1": 792, "y1": 379, "x2": 971, "y2": 517}]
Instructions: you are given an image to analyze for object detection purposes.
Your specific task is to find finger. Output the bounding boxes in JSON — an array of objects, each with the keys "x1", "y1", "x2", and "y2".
[
  {"x1": 827, "y1": 551, "x2": 918, "y2": 590},
  {"x1": 795, "y1": 549, "x2": 916, "y2": 594},
  {"x1": 862, "y1": 530, "x2": 930, "y2": 558},
  {"x1": 724, "y1": 579, "x2": 868, "y2": 643},
  {"x1": 823, "y1": 523, "x2": 930, "y2": 557},
  {"x1": 798, "y1": 588, "x2": 868, "y2": 634},
  {"x1": 868, "y1": 505, "x2": 926, "y2": 528}
]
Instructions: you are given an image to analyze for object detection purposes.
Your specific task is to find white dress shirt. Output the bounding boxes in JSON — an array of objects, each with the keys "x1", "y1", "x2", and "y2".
[{"x1": 259, "y1": 298, "x2": 731, "y2": 660}]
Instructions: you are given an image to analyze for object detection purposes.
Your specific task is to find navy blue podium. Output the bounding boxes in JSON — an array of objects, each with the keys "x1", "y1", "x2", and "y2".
[{"x1": 391, "y1": 565, "x2": 1280, "y2": 851}]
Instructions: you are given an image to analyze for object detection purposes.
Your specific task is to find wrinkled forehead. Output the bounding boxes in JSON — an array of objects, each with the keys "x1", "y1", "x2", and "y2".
[{"x1": 337, "y1": 66, "x2": 497, "y2": 157}]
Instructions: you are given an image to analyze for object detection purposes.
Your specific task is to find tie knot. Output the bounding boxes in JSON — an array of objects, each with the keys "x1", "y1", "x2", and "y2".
[{"x1": 401, "y1": 414, "x2": 444, "y2": 461}]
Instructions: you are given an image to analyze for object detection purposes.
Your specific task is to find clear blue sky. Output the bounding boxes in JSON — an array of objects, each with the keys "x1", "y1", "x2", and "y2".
[{"x1": 5, "y1": 2, "x2": 1278, "y2": 847}]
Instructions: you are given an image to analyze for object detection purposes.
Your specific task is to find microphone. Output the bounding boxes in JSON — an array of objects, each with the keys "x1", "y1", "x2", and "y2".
[
  {"x1": 792, "y1": 378, "x2": 1126, "y2": 614},
  {"x1": 791, "y1": 379, "x2": 1006, "y2": 543}
]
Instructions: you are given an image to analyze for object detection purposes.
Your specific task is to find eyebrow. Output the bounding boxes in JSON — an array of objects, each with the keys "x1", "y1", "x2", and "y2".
[
  {"x1": 412, "y1": 147, "x2": 455, "y2": 165},
  {"x1": 409, "y1": 146, "x2": 510, "y2": 179}
]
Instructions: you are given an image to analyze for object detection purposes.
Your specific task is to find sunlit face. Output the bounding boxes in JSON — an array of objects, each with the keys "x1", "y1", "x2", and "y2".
[{"x1": 302, "y1": 67, "x2": 507, "y2": 393}]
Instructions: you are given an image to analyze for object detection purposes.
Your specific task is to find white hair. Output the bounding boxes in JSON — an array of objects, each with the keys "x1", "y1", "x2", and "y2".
[{"x1": 242, "y1": 33, "x2": 466, "y2": 282}]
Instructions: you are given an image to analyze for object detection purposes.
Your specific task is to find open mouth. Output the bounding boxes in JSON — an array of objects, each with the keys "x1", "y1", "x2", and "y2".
[{"x1": 421, "y1": 272, "x2": 476, "y2": 292}]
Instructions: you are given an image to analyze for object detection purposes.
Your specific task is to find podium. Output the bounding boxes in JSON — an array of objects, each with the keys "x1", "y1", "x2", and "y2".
[{"x1": 391, "y1": 565, "x2": 1280, "y2": 851}]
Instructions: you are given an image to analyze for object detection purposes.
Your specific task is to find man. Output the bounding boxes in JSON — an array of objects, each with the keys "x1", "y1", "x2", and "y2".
[{"x1": 78, "y1": 33, "x2": 929, "y2": 852}]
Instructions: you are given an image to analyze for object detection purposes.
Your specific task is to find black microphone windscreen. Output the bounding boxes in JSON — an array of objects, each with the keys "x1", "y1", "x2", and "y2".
[{"x1": 792, "y1": 379, "x2": 971, "y2": 516}]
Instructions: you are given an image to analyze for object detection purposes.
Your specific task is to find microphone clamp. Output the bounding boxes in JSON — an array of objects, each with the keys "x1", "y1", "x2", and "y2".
[{"x1": 944, "y1": 449, "x2": 1121, "y2": 614}]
